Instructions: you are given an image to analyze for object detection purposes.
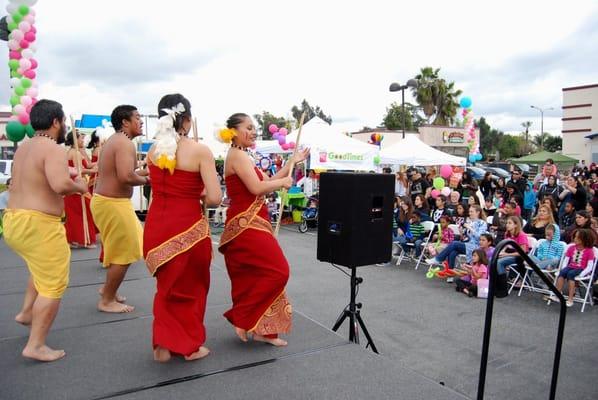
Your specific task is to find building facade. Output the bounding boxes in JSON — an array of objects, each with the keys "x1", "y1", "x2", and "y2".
[{"x1": 562, "y1": 83, "x2": 598, "y2": 163}]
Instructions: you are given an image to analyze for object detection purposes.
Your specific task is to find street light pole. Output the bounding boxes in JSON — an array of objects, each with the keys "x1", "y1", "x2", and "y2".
[
  {"x1": 390, "y1": 79, "x2": 418, "y2": 139},
  {"x1": 530, "y1": 105, "x2": 554, "y2": 150}
]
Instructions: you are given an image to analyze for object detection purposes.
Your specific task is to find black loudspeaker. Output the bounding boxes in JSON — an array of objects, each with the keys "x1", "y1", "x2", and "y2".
[{"x1": 317, "y1": 172, "x2": 394, "y2": 267}]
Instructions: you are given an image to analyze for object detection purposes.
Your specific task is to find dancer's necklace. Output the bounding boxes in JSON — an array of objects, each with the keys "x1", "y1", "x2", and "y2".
[{"x1": 34, "y1": 132, "x2": 57, "y2": 143}]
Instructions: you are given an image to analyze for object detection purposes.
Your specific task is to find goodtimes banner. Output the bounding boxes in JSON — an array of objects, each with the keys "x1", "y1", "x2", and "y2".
[{"x1": 309, "y1": 147, "x2": 377, "y2": 171}]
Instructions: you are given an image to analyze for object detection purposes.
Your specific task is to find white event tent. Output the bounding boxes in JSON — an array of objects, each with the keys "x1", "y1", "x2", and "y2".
[
  {"x1": 286, "y1": 117, "x2": 379, "y2": 170},
  {"x1": 379, "y1": 135, "x2": 466, "y2": 166}
]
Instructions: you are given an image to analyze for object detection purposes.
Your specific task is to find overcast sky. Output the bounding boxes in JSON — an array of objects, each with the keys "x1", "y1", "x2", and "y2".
[{"x1": 2, "y1": 0, "x2": 597, "y2": 138}]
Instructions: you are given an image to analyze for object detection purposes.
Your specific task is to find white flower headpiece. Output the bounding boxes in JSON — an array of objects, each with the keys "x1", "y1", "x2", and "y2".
[{"x1": 154, "y1": 103, "x2": 186, "y2": 174}]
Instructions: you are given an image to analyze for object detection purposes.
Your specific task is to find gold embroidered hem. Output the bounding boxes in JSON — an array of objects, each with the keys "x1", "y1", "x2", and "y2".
[
  {"x1": 219, "y1": 196, "x2": 271, "y2": 249},
  {"x1": 145, "y1": 218, "x2": 210, "y2": 276},
  {"x1": 249, "y1": 291, "x2": 292, "y2": 336}
]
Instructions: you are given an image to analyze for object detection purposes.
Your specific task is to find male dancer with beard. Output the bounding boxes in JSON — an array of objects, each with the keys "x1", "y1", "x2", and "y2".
[
  {"x1": 91, "y1": 105, "x2": 148, "y2": 313},
  {"x1": 3, "y1": 99, "x2": 88, "y2": 361}
]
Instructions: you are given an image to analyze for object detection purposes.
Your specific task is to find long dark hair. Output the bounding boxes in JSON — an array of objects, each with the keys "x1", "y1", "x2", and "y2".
[
  {"x1": 472, "y1": 248, "x2": 489, "y2": 266},
  {"x1": 158, "y1": 93, "x2": 192, "y2": 133},
  {"x1": 399, "y1": 196, "x2": 413, "y2": 223},
  {"x1": 87, "y1": 130, "x2": 99, "y2": 149}
]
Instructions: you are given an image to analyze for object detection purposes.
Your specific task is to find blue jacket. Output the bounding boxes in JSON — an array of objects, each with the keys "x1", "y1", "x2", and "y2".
[
  {"x1": 523, "y1": 182, "x2": 537, "y2": 210},
  {"x1": 536, "y1": 224, "x2": 564, "y2": 261}
]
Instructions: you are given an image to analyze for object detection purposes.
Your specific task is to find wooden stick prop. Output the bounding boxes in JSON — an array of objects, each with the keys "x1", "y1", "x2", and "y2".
[
  {"x1": 69, "y1": 116, "x2": 91, "y2": 246},
  {"x1": 274, "y1": 111, "x2": 307, "y2": 237},
  {"x1": 192, "y1": 117, "x2": 199, "y2": 142}
]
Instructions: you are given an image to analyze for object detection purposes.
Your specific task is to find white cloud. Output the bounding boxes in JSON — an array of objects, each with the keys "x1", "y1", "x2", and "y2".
[{"x1": 1, "y1": 0, "x2": 597, "y2": 139}]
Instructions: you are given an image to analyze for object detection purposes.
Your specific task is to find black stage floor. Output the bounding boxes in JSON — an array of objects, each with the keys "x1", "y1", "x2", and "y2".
[{"x1": 0, "y1": 241, "x2": 468, "y2": 400}]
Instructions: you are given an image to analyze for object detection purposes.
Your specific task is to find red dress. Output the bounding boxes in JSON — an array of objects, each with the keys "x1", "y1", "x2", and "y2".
[
  {"x1": 64, "y1": 159, "x2": 97, "y2": 246},
  {"x1": 143, "y1": 165, "x2": 211, "y2": 356},
  {"x1": 219, "y1": 168, "x2": 292, "y2": 338}
]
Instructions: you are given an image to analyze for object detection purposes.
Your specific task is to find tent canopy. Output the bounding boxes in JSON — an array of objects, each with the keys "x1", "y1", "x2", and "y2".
[
  {"x1": 379, "y1": 135, "x2": 466, "y2": 166},
  {"x1": 510, "y1": 151, "x2": 578, "y2": 164},
  {"x1": 286, "y1": 117, "x2": 379, "y2": 170}
]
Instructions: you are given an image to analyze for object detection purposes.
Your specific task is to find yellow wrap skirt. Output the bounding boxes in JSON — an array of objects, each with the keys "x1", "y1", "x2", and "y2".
[{"x1": 3, "y1": 209, "x2": 70, "y2": 299}]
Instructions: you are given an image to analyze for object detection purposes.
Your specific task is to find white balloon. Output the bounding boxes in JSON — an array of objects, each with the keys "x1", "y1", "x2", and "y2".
[
  {"x1": 18, "y1": 21, "x2": 31, "y2": 32},
  {"x1": 10, "y1": 77, "x2": 21, "y2": 87},
  {"x1": 6, "y1": 3, "x2": 17, "y2": 14},
  {"x1": 6, "y1": 15, "x2": 13, "y2": 24},
  {"x1": 21, "y1": 49, "x2": 34, "y2": 59},
  {"x1": 28, "y1": 43, "x2": 37, "y2": 52},
  {"x1": 10, "y1": 29, "x2": 24, "y2": 41}
]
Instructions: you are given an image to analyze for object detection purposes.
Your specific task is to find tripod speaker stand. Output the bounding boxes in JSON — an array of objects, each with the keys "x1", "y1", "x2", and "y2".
[{"x1": 331, "y1": 266, "x2": 378, "y2": 354}]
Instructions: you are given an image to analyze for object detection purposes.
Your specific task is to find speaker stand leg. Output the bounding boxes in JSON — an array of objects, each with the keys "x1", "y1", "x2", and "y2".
[{"x1": 330, "y1": 267, "x2": 378, "y2": 354}]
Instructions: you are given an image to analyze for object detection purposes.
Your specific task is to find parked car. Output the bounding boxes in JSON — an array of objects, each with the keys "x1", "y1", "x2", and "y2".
[
  {"x1": 485, "y1": 166, "x2": 510, "y2": 179},
  {"x1": 0, "y1": 160, "x2": 12, "y2": 185},
  {"x1": 467, "y1": 166, "x2": 498, "y2": 182}
]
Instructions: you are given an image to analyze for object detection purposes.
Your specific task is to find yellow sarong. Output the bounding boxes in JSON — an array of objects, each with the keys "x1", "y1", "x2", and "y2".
[
  {"x1": 90, "y1": 194, "x2": 143, "y2": 268},
  {"x1": 3, "y1": 209, "x2": 70, "y2": 299}
]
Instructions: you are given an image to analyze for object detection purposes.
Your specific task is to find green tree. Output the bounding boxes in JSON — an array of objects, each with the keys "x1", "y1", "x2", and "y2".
[
  {"x1": 543, "y1": 135, "x2": 563, "y2": 152},
  {"x1": 521, "y1": 121, "x2": 533, "y2": 153},
  {"x1": 253, "y1": 111, "x2": 289, "y2": 140},
  {"x1": 381, "y1": 102, "x2": 419, "y2": 130},
  {"x1": 477, "y1": 117, "x2": 504, "y2": 157},
  {"x1": 497, "y1": 135, "x2": 526, "y2": 159},
  {"x1": 411, "y1": 67, "x2": 462, "y2": 126},
  {"x1": 291, "y1": 99, "x2": 332, "y2": 126}
]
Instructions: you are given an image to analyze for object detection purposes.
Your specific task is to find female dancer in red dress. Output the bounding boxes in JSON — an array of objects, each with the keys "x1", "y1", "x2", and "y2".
[
  {"x1": 64, "y1": 131, "x2": 97, "y2": 248},
  {"x1": 143, "y1": 94, "x2": 222, "y2": 362},
  {"x1": 87, "y1": 130, "x2": 100, "y2": 194},
  {"x1": 218, "y1": 113, "x2": 308, "y2": 346}
]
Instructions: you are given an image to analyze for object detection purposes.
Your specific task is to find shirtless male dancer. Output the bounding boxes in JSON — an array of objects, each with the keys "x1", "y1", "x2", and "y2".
[
  {"x1": 4, "y1": 99, "x2": 88, "y2": 361},
  {"x1": 91, "y1": 105, "x2": 148, "y2": 313}
]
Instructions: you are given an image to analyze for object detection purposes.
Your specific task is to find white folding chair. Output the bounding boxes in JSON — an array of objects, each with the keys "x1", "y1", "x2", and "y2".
[
  {"x1": 507, "y1": 236, "x2": 537, "y2": 295},
  {"x1": 414, "y1": 221, "x2": 437, "y2": 270},
  {"x1": 574, "y1": 247, "x2": 598, "y2": 312},
  {"x1": 517, "y1": 238, "x2": 543, "y2": 296}
]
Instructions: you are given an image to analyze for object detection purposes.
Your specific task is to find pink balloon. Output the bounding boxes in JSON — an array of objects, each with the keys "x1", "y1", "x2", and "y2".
[
  {"x1": 441, "y1": 187, "x2": 451, "y2": 197},
  {"x1": 17, "y1": 67, "x2": 24, "y2": 74},
  {"x1": 281, "y1": 143, "x2": 290, "y2": 150},
  {"x1": 11, "y1": 29, "x2": 24, "y2": 41},
  {"x1": 26, "y1": 104, "x2": 33, "y2": 114},
  {"x1": 19, "y1": 58, "x2": 31, "y2": 70},
  {"x1": 24, "y1": 15, "x2": 35, "y2": 24},
  {"x1": 31, "y1": 98, "x2": 38, "y2": 105},
  {"x1": 18, "y1": 21, "x2": 31, "y2": 32},
  {"x1": 30, "y1": 58, "x2": 38, "y2": 69},
  {"x1": 268, "y1": 124, "x2": 278, "y2": 134},
  {"x1": 277, "y1": 136, "x2": 286, "y2": 145},
  {"x1": 288, "y1": 142, "x2": 296, "y2": 149},
  {"x1": 9, "y1": 50, "x2": 21, "y2": 60},
  {"x1": 431, "y1": 189, "x2": 440, "y2": 199},
  {"x1": 13, "y1": 104, "x2": 25, "y2": 115},
  {"x1": 19, "y1": 40, "x2": 30, "y2": 49},
  {"x1": 8, "y1": 39, "x2": 20, "y2": 50},
  {"x1": 440, "y1": 165, "x2": 453, "y2": 179},
  {"x1": 9, "y1": 115, "x2": 18, "y2": 122},
  {"x1": 29, "y1": 9, "x2": 36, "y2": 17},
  {"x1": 24, "y1": 32, "x2": 36, "y2": 42},
  {"x1": 26, "y1": 87, "x2": 38, "y2": 97},
  {"x1": 279, "y1": 127, "x2": 288, "y2": 136},
  {"x1": 30, "y1": 25, "x2": 37, "y2": 33},
  {"x1": 18, "y1": 113, "x2": 30, "y2": 125},
  {"x1": 23, "y1": 70, "x2": 36, "y2": 79},
  {"x1": 20, "y1": 96, "x2": 32, "y2": 107}
]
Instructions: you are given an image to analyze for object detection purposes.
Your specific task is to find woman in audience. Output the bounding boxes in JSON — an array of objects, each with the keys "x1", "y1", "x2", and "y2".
[
  {"x1": 562, "y1": 210, "x2": 596, "y2": 245},
  {"x1": 413, "y1": 194, "x2": 431, "y2": 222},
  {"x1": 523, "y1": 204, "x2": 555, "y2": 240}
]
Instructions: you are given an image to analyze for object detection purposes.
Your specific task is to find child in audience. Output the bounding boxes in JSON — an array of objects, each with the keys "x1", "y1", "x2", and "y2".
[
  {"x1": 407, "y1": 213, "x2": 426, "y2": 257},
  {"x1": 550, "y1": 229, "x2": 595, "y2": 307},
  {"x1": 455, "y1": 249, "x2": 489, "y2": 297},
  {"x1": 267, "y1": 194, "x2": 279, "y2": 222},
  {"x1": 427, "y1": 215, "x2": 453, "y2": 256},
  {"x1": 479, "y1": 233, "x2": 495, "y2": 261},
  {"x1": 530, "y1": 224, "x2": 564, "y2": 271}
]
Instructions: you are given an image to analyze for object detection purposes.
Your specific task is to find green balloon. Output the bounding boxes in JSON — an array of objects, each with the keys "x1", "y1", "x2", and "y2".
[
  {"x1": 10, "y1": 95, "x2": 20, "y2": 107},
  {"x1": 14, "y1": 86, "x2": 25, "y2": 96},
  {"x1": 10, "y1": 70, "x2": 22, "y2": 78},
  {"x1": 8, "y1": 59, "x2": 19, "y2": 70},
  {"x1": 7, "y1": 22, "x2": 17, "y2": 31},
  {"x1": 433, "y1": 177, "x2": 445, "y2": 190},
  {"x1": 6, "y1": 122, "x2": 26, "y2": 142},
  {"x1": 373, "y1": 155, "x2": 381, "y2": 166},
  {"x1": 18, "y1": 5, "x2": 29, "y2": 16},
  {"x1": 21, "y1": 78, "x2": 32, "y2": 89},
  {"x1": 12, "y1": 12, "x2": 23, "y2": 24},
  {"x1": 25, "y1": 124, "x2": 36, "y2": 138}
]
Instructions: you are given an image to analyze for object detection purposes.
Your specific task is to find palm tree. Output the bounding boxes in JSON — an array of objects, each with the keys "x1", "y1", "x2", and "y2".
[
  {"x1": 411, "y1": 67, "x2": 462, "y2": 126},
  {"x1": 532, "y1": 132, "x2": 551, "y2": 151},
  {"x1": 521, "y1": 121, "x2": 532, "y2": 153}
]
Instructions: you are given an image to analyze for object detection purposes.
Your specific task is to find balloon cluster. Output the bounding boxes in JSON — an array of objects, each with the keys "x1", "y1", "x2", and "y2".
[
  {"x1": 5, "y1": 0, "x2": 39, "y2": 142},
  {"x1": 269, "y1": 124, "x2": 296, "y2": 151},
  {"x1": 460, "y1": 97, "x2": 482, "y2": 163},
  {"x1": 429, "y1": 168, "x2": 454, "y2": 199},
  {"x1": 368, "y1": 133, "x2": 383, "y2": 146}
]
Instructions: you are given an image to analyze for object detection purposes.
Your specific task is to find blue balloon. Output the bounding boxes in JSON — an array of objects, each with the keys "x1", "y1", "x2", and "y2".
[
  {"x1": 476, "y1": 153, "x2": 483, "y2": 161},
  {"x1": 469, "y1": 154, "x2": 477, "y2": 163},
  {"x1": 460, "y1": 97, "x2": 472, "y2": 109}
]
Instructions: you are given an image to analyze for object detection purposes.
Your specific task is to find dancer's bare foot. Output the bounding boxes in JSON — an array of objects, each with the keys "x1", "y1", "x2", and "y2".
[
  {"x1": 98, "y1": 287, "x2": 127, "y2": 303},
  {"x1": 184, "y1": 346, "x2": 210, "y2": 361},
  {"x1": 253, "y1": 335, "x2": 287, "y2": 347},
  {"x1": 153, "y1": 346, "x2": 171, "y2": 363},
  {"x1": 234, "y1": 326, "x2": 248, "y2": 342},
  {"x1": 14, "y1": 312, "x2": 32, "y2": 326},
  {"x1": 22, "y1": 345, "x2": 66, "y2": 362},
  {"x1": 97, "y1": 300, "x2": 134, "y2": 313}
]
